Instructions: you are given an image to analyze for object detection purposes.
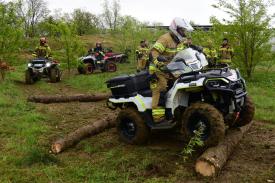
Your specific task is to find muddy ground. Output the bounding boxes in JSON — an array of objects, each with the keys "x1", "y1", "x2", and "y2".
[{"x1": 17, "y1": 79, "x2": 275, "y2": 183}]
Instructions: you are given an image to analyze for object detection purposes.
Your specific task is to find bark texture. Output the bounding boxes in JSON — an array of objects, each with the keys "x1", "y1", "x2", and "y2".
[
  {"x1": 195, "y1": 122, "x2": 253, "y2": 177},
  {"x1": 28, "y1": 94, "x2": 110, "y2": 104},
  {"x1": 51, "y1": 116, "x2": 116, "y2": 154}
]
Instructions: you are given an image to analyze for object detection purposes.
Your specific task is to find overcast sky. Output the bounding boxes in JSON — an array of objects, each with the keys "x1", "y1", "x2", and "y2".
[{"x1": 46, "y1": 0, "x2": 228, "y2": 25}]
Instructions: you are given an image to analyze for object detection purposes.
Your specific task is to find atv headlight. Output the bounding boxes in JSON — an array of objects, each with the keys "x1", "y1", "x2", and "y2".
[
  {"x1": 206, "y1": 79, "x2": 229, "y2": 88},
  {"x1": 46, "y1": 62, "x2": 51, "y2": 67},
  {"x1": 27, "y1": 63, "x2": 32, "y2": 67}
]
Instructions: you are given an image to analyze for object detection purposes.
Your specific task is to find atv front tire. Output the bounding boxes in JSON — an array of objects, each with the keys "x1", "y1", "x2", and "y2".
[
  {"x1": 56, "y1": 68, "x2": 61, "y2": 82},
  {"x1": 105, "y1": 61, "x2": 117, "y2": 72},
  {"x1": 182, "y1": 102, "x2": 225, "y2": 147},
  {"x1": 117, "y1": 108, "x2": 150, "y2": 145},
  {"x1": 77, "y1": 65, "x2": 86, "y2": 74},
  {"x1": 25, "y1": 70, "x2": 34, "y2": 84},
  {"x1": 233, "y1": 96, "x2": 255, "y2": 127},
  {"x1": 50, "y1": 68, "x2": 59, "y2": 83}
]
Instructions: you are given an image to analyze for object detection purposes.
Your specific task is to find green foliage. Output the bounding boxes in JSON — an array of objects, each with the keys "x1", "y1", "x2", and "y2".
[
  {"x1": 102, "y1": 0, "x2": 121, "y2": 30},
  {"x1": 112, "y1": 16, "x2": 165, "y2": 61},
  {"x1": 181, "y1": 126, "x2": 204, "y2": 162},
  {"x1": 17, "y1": 0, "x2": 49, "y2": 37},
  {"x1": 0, "y1": 2, "x2": 24, "y2": 61},
  {"x1": 72, "y1": 9, "x2": 100, "y2": 35},
  {"x1": 213, "y1": 0, "x2": 275, "y2": 77},
  {"x1": 56, "y1": 22, "x2": 86, "y2": 72}
]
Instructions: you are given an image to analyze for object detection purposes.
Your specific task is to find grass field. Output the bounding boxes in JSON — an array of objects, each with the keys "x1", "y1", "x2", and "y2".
[{"x1": 0, "y1": 56, "x2": 274, "y2": 182}]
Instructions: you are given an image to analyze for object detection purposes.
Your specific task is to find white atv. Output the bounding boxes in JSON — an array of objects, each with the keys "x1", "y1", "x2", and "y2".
[{"x1": 106, "y1": 48, "x2": 255, "y2": 147}]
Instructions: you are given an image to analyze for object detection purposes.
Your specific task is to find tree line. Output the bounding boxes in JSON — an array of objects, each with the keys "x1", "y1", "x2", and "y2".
[{"x1": 0, "y1": 0, "x2": 274, "y2": 78}]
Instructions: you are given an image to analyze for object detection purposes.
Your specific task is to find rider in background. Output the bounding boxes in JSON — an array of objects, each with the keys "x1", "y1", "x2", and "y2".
[
  {"x1": 219, "y1": 38, "x2": 234, "y2": 64},
  {"x1": 136, "y1": 40, "x2": 150, "y2": 72},
  {"x1": 203, "y1": 39, "x2": 218, "y2": 67}
]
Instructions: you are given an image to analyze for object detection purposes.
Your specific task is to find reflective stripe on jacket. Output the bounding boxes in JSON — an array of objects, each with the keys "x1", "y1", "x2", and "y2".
[
  {"x1": 219, "y1": 45, "x2": 234, "y2": 61},
  {"x1": 33, "y1": 45, "x2": 51, "y2": 58},
  {"x1": 150, "y1": 32, "x2": 186, "y2": 73}
]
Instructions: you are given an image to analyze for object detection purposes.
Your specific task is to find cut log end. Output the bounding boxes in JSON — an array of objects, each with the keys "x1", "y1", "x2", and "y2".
[
  {"x1": 195, "y1": 122, "x2": 253, "y2": 177},
  {"x1": 195, "y1": 160, "x2": 216, "y2": 177},
  {"x1": 50, "y1": 116, "x2": 116, "y2": 154},
  {"x1": 51, "y1": 143, "x2": 62, "y2": 154}
]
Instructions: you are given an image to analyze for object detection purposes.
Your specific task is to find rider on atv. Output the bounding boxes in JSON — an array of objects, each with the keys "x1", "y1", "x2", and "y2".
[
  {"x1": 88, "y1": 42, "x2": 105, "y2": 61},
  {"x1": 149, "y1": 17, "x2": 194, "y2": 123},
  {"x1": 32, "y1": 37, "x2": 52, "y2": 59}
]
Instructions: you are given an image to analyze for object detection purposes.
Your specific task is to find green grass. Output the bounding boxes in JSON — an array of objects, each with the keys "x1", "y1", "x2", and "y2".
[
  {"x1": 0, "y1": 79, "x2": 58, "y2": 182},
  {"x1": 64, "y1": 62, "x2": 137, "y2": 92},
  {"x1": 0, "y1": 62, "x2": 274, "y2": 182},
  {"x1": 245, "y1": 68, "x2": 275, "y2": 123}
]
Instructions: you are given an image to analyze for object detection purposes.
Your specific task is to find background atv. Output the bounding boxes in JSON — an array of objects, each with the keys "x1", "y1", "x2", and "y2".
[
  {"x1": 25, "y1": 58, "x2": 61, "y2": 84},
  {"x1": 104, "y1": 48, "x2": 130, "y2": 63},
  {"x1": 77, "y1": 53, "x2": 117, "y2": 74},
  {"x1": 106, "y1": 48, "x2": 255, "y2": 147}
]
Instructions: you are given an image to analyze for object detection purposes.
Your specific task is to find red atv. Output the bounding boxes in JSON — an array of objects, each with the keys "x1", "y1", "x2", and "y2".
[
  {"x1": 103, "y1": 48, "x2": 130, "y2": 63},
  {"x1": 77, "y1": 52, "x2": 117, "y2": 74}
]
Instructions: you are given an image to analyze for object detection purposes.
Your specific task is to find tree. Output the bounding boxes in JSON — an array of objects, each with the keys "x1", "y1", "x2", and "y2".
[
  {"x1": 56, "y1": 22, "x2": 85, "y2": 74},
  {"x1": 101, "y1": 0, "x2": 121, "y2": 30},
  {"x1": 213, "y1": 0, "x2": 275, "y2": 78},
  {"x1": 72, "y1": 9, "x2": 100, "y2": 35},
  {"x1": 113, "y1": 16, "x2": 164, "y2": 61},
  {"x1": 17, "y1": 0, "x2": 49, "y2": 37},
  {"x1": 0, "y1": 2, "x2": 23, "y2": 61},
  {"x1": 0, "y1": 2, "x2": 23, "y2": 80}
]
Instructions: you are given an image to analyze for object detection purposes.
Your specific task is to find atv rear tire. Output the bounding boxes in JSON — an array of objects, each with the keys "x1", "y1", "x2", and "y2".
[
  {"x1": 117, "y1": 108, "x2": 150, "y2": 145},
  {"x1": 182, "y1": 103, "x2": 225, "y2": 147},
  {"x1": 233, "y1": 96, "x2": 255, "y2": 127},
  {"x1": 77, "y1": 65, "x2": 86, "y2": 74},
  {"x1": 105, "y1": 61, "x2": 117, "y2": 72},
  {"x1": 50, "y1": 68, "x2": 59, "y2": 83},
  {"x1": 25, "y1": 70, "x2": 34, "y2": 84}
]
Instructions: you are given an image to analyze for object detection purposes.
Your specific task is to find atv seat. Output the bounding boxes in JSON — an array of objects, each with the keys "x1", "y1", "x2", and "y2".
[
  {"x1": 107, "y1": 71, "x2": 150, "y2": 98},
  {"x1": 138, "y1": 89, "x2": 152, "y2": 97}
]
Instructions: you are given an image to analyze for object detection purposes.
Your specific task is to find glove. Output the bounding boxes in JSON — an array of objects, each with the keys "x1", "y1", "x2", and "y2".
[
  {"x1": 159, "y1": 65, "x2": 168, "y2": 72},
  {"x1": 156, "y1": 61, "x2": 166, "y2": 68}
]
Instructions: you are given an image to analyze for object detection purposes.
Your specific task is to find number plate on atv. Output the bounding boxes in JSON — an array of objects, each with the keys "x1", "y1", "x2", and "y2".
[
  {"x1": 34, "y1": 64, "x2": 44, "y2": 67},
  {"x1": 33, "y1": 68, "x2": 44, "y2": 72}
]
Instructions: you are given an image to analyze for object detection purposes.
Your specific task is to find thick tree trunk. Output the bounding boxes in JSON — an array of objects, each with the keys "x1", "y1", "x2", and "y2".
[
  {"x1": 28, "y1": 93, "x2": 110, "y2": 104},
  {"x1": 51, "y1": 116, "x2": 116, "y2": 154},
  {"x1": 195, "y1": 122, "x2": 253, "y2": 177}
]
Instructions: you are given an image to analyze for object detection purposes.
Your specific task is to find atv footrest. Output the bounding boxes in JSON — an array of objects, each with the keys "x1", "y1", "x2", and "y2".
[{"x1": 150, "y1": 121, "x2": 177, "y2": 130}]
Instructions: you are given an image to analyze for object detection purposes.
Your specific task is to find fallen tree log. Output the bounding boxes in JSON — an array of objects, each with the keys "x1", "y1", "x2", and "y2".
[
  {"x1": 195, "y1": 122, "x2": 253, "y2": 177},
  {"x1": 51, "y1": 116, "x2": 116, "y2": 154},
  {"x1": 28, "y1": 93, "x2": 110, "y2": 104}
]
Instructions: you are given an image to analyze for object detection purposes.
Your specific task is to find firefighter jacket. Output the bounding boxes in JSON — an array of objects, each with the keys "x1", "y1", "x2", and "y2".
[
  {"x1": 32, "y1": 44, "x2": 52, "y2": 59},
  {"x1": 203, "y1": 47, "x2": 218, "y2": 60},
  {"x1": 150, "y1": 32, "x2": 186, "y2": 73},
  {"x1": 136, "y1": 46, "x2": 150, "y2": 60},
  {"x1": 219, "y1": 44, "x2": 234, "y2": 63}
]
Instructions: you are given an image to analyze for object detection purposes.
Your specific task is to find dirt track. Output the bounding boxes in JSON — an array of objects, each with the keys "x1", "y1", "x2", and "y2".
[{"x1": 17, "y1": 80, "x2": 275, "y2": 182}]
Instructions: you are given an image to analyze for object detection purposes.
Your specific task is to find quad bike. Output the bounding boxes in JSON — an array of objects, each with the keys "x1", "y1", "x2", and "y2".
[
  {"x1": 106, "y1": 48, "x2": 255, "y2": 147},
  {"x1": 25, "y1": 58, "x2": 61, "y2": 84},
  {"x1": 77, "y1": 52, "x2": 117, "y2": 74},
  {"x1": 104, "y1": 48, "x2": 130, "y2": 63}
]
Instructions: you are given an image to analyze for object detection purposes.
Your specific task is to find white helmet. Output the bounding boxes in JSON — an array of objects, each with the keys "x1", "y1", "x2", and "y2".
[{"x1": 169, "y1": 17, "x2": 194, "y2": 42}]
